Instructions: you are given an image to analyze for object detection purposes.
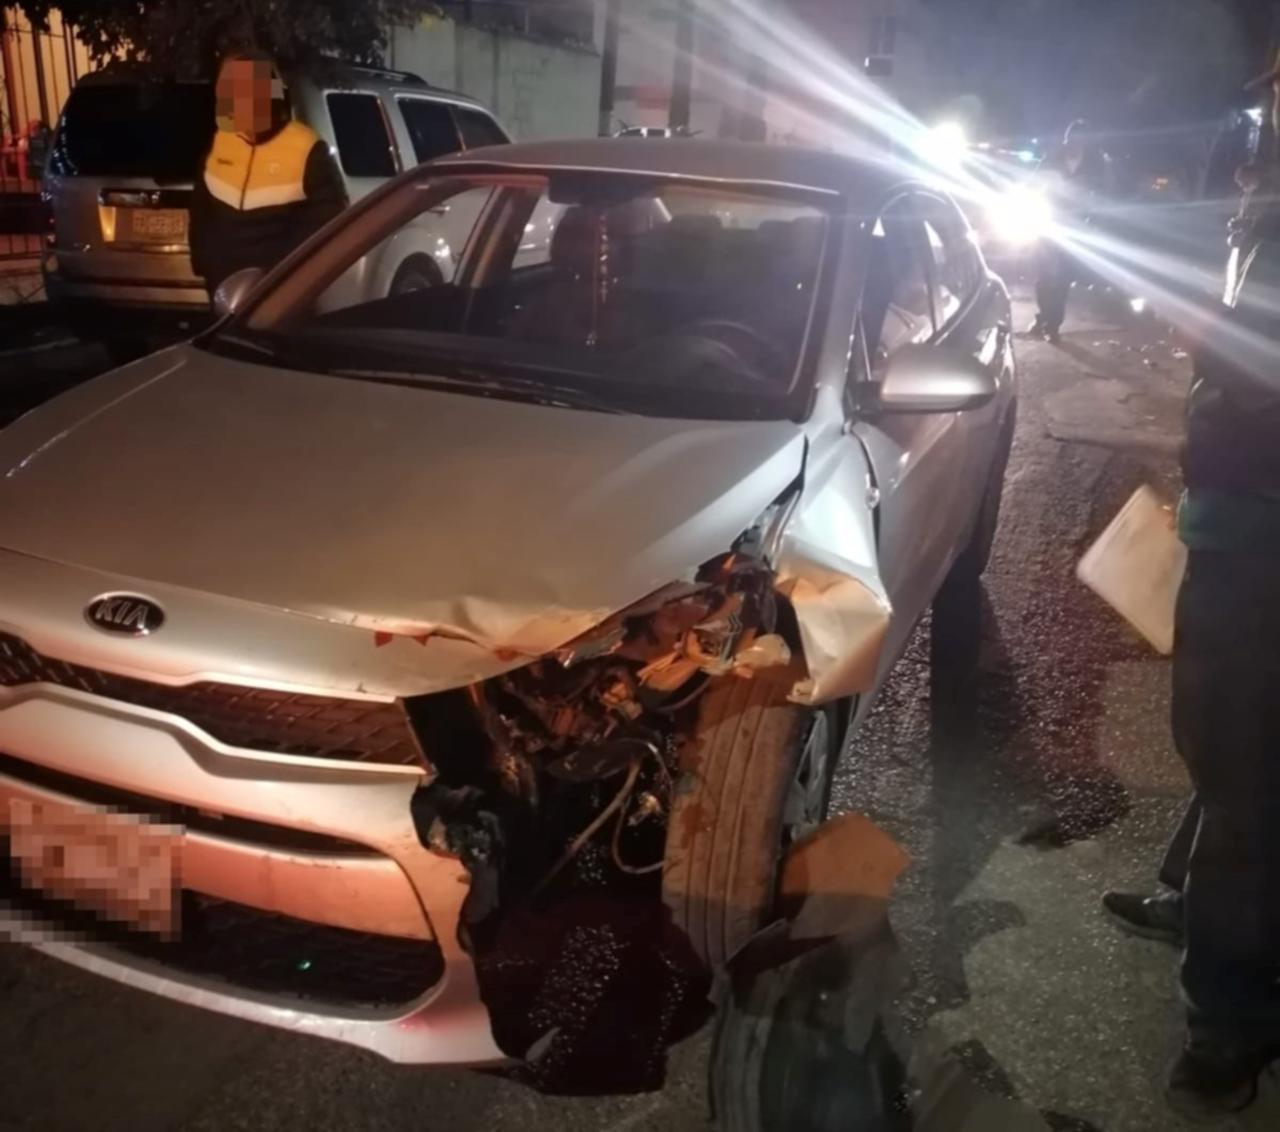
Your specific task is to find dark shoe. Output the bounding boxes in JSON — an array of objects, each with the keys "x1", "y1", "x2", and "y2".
[
  {"x1": 1101, "y1": 889, "x2": 1183, "y2": 944},
  {"x1": 1025, "y1": 316, "x2": 1047, "y2": 338},
  {"x1": 1166, "y1": 1037, "x2": 1277, "y2": 1121}
]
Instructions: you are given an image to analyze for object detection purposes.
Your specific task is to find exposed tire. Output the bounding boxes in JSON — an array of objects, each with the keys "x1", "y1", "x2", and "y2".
[
  {"x1": 389, "y1": 255, "x2": 444, "y2": 296},
  {"x1": 663, "y1": 676, "x2": 840, "y2": 970},
  {"x1": 711, "y1": 936, "x2": 906, "y2": 1132}
]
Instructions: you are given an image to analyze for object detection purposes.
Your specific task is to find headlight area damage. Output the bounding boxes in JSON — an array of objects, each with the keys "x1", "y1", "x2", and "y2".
[{"x1": 407, "y1": 500, "x2": 890, "y2": 1094}]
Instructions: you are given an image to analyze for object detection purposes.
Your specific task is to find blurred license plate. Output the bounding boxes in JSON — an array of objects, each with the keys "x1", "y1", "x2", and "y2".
[
  {"x1": 7, "y1": 797, "x2": 180, "y2": 938},
  {"x1": 125, "y1": 208, "x2": 187, "y2": 242}
]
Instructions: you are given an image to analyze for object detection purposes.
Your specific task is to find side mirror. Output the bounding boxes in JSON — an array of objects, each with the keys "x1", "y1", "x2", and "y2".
[
  {"x1": 875, "y1": 343, "x2": 997, "y2": 413},
  {"x1": 212, "y1": 267, "x2": 265, "y2": 319}
]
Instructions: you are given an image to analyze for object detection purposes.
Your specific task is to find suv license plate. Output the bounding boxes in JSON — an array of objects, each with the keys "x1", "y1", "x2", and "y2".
[
  {"x1": 125, "y1": 208, "x2": 188, "y2": 243},
  {"x1": 7, "y1": 796, "x2": 181, "y2": 938}
]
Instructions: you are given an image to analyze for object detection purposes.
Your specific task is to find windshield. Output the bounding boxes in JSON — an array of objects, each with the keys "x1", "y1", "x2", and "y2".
[
  {"x1": 215, "y1": 173, "x2": 833, "y2": 419},
  {"x1": 50, "y1": 83, "x2": 216, "y2": 182}
]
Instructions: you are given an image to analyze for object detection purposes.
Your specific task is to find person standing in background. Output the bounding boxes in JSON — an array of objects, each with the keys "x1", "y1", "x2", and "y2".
[
  {"x1": 1102, "y1": 50, "x2": 1280, "y2": 1121},
  {"x1": 189, "y1": 51, "x2": 347, "y2": 300},
  {"x1": 1028, "y1": 119, "x2": 1110, "y2": 343}
]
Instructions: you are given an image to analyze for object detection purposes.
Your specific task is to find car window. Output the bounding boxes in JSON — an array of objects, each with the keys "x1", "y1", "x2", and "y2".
[
  {"x1": 454, "y1": 107, "x2": 508, "y2": 150},
  {"x1": 861, "y1": 204, "x2": 934, "y2": 374},
  {"x1": 50, "y1": 83, "x2": 215, "y2": 180},
  {"x1": 397, "y1": 98, "x2": 463, "y2": 164},
  {"x1": 326, "y1": 93, "x2": 397, "y2": 178},
  {"x1": 310, "y1": 185, "x2": 496, "y2": 314},
  {"x1": 234, "y1": 175, "x2": 832, "y2": 421},
  {"x1": 514, "y1": 196, "x2": 566, "y2": 268},
  {"x1": 923, "y1": 221, "x2": 963, "y2": 325},
  {"x1": 921, "y1": 199, "x2": 981, "y2": 326}
]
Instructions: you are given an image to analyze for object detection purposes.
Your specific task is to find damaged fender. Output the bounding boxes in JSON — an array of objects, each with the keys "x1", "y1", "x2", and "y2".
[
  {"x1": 775, "y1": 539, "x2": 890, "y2": 706},
  {"x1": 769, "y1": 429, "x2": 893, "y2": 705}
]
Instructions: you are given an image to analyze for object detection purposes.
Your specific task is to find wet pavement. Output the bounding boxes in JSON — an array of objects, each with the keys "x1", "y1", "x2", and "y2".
[{"x1": 1, "y1": 293, "x2": 1277, "y2": 1131}]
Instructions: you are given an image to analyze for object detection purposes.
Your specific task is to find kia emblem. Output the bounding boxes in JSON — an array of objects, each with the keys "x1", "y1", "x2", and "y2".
[{"x1": 86, "y1": 594, "x2": 165, "y2": 637}]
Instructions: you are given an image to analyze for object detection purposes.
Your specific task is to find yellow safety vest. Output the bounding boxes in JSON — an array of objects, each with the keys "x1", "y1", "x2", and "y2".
[{"x1": 203, "y1": 120, "x2": 319, "y2": 212}]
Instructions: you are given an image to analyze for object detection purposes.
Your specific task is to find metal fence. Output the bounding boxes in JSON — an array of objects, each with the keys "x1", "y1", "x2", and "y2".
[{"x1": 1, "y1": 7, "x2": 89, "y2": 259}]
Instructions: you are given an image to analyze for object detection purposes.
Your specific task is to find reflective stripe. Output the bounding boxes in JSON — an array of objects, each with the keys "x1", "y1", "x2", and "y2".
[
  {"x1": 203, "y1": 168, "x2": 244, "y2": 208},
  {"x1": 241, "y1": 181, "x2": 307, "y2": 208},
  {"x1": 202, "y1": 121, "x2": 318, "y2": 213}
]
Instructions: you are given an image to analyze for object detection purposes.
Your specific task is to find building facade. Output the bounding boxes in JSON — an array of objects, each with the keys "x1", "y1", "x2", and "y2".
[{"x1": 604, "y1": 0, "x2": 939, "y2": 146}]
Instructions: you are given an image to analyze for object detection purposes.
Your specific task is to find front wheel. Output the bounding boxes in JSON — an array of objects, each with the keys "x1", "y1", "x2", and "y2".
[
  {"x1": 710, "y1": 936, "x2": 906, "y2": 1132},
  {"x1": 662, "y1": 676, "x2": 843, "y2": 969}
]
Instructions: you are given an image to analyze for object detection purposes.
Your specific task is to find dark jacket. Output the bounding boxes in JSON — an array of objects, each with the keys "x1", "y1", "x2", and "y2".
[
  {"x1": 189, "y1": 120, "x2": 346, "y2": 294},
  {"x1": 1038, "y1": 143, "x2": 1111, "y2": 220},
  {"x1": 1183, "y1": 236, "x2": 1280, "y2": 493}
]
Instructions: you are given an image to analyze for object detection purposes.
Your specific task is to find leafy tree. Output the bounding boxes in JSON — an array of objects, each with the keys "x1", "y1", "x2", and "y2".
[{"x1": 17, "y1": 0, "x2": 442, "y2": 75}]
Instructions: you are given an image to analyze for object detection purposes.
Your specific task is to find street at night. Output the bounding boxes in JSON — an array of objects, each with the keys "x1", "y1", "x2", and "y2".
[
  {"x1": 2, "y1": 291, "x2": 1272, "y2": 1130},
  {"x1": 6, "y1": 0, "x2": 1280, "y2": 1127}
]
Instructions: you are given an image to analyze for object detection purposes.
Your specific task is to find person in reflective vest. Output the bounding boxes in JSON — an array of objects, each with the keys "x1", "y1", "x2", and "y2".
[{"x1": 189, "y1": 51, "x2": 346, "y2": 298}]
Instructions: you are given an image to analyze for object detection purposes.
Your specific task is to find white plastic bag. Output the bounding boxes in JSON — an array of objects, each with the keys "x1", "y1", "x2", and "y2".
[{"x1": 1077, "y1": 485, "x2": 1187, "y2": 655}]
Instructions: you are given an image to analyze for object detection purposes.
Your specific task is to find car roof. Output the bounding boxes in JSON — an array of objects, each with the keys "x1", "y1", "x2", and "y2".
[{"x1": 430, "y1": 137, "x2": 894, "y2": 197}]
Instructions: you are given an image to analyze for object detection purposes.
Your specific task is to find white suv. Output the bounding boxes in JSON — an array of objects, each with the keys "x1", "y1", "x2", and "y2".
[{"x1": 40, "y1": 62, "x2": 510, "y2": 355}]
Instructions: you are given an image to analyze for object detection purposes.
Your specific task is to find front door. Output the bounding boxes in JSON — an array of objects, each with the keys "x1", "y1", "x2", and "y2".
[{"x1": 851, "y1": 195, "x2": 974, "y2": 671}]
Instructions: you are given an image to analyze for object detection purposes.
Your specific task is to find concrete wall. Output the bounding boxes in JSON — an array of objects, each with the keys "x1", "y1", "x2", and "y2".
[
  {"x1": 606, "y1": 0, "x2": 932, "y2": 148},
  {"x1": 389, "y1": 14, "x2": 601, "y2": 140},
  {"x1": 607, "y1": 0, "x2": 775, "y2": 140}
]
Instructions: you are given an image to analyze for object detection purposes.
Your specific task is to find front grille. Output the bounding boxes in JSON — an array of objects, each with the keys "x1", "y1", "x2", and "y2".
[
  {"x1": 0, "y1": 752, "x2": 374, "y2": 856},
  {"x1": 0, "y1": 632, "x2": 425, "y2": 768},
  {"x1": 1, "y1": 853, "x2": 444, "y2": 1009}
]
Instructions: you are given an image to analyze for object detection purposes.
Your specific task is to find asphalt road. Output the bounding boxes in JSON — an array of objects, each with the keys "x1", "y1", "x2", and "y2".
[{"x1": 1, "y1": 294, "x2": 1277, "y2": 1131}]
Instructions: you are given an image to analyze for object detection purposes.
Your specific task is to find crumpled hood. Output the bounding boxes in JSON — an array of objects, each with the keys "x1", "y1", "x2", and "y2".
[{"x1": 0, "y1": 348, "x2": 806, "y2": 654}]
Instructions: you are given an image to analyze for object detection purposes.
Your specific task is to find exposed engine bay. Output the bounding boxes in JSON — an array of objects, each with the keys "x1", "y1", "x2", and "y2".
[{"x1": 409, "y1": 531, "x2": 802, "y2": 1091}]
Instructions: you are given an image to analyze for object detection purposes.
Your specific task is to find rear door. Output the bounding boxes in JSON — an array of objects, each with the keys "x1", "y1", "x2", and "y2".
[
  {"x1": 45, "y1": 81, "x2": 214, "y2": 284},
  {"x1": 393, "y1": 96, "x2": 464, "y2": 167},
  {"x1": 377, "y1": 97, "x2": 509, "y2": 286},
  {"x1": 391, "y1": 96, "x2": 510, "y2": 168}
]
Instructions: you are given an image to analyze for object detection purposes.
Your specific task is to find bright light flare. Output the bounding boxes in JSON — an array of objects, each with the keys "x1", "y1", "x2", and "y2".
[
  {"x1": 990, "y1": 185, "x2": 1053, "y2": 247},
  {"x1": 916, "y1": 120, "x2": 969, "y2": 167},
  {"x1": 1129, "y1": 296, "x2": 1148, "y2": 314}
]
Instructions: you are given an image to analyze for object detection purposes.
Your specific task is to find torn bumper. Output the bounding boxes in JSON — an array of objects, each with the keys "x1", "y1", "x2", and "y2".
[{"x1": 0, "y1": 681, "x2": 505, "y2": 1067}]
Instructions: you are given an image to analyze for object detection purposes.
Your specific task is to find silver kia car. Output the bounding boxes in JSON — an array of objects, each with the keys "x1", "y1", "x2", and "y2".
[{"x1": 0, "y1": 139, "x2": 1015, "y2": 1068}]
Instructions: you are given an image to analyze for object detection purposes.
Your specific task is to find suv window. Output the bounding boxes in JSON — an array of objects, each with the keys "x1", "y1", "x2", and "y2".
[
  {"x1": 50, "y1": 83, "x2": 215, "y2": 181},
  {"x1": 862, "y1": 203, "x2": 934, "y2": 372},
  {"x1": 397, "y1": 98, "x2": 463, "y2": 164},
  {"x1": 455, "y1": 107, "x2": 508, "y2": 150},
  {"x1": 326, "y1": 93, "x2": 397, "y2": 178}
]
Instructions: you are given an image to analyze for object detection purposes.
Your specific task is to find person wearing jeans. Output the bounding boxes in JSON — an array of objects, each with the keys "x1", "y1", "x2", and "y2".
[{"x1": 1103, "y1": 226, "x2": 1280, "y2": 1119}]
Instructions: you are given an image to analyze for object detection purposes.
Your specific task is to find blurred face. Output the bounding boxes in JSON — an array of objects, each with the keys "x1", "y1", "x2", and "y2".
[{"x1": 216, "y1": 58, "x2": 274, "y2": 138}]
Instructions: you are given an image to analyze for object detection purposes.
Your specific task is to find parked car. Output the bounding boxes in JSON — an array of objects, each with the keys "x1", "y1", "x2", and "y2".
[
  {"x1": 0, "y1": 139, "x2": 1015, "y2": 1075},
  {"x1": 39, "y1": 62, "x2": 510, "y2": 357}
]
